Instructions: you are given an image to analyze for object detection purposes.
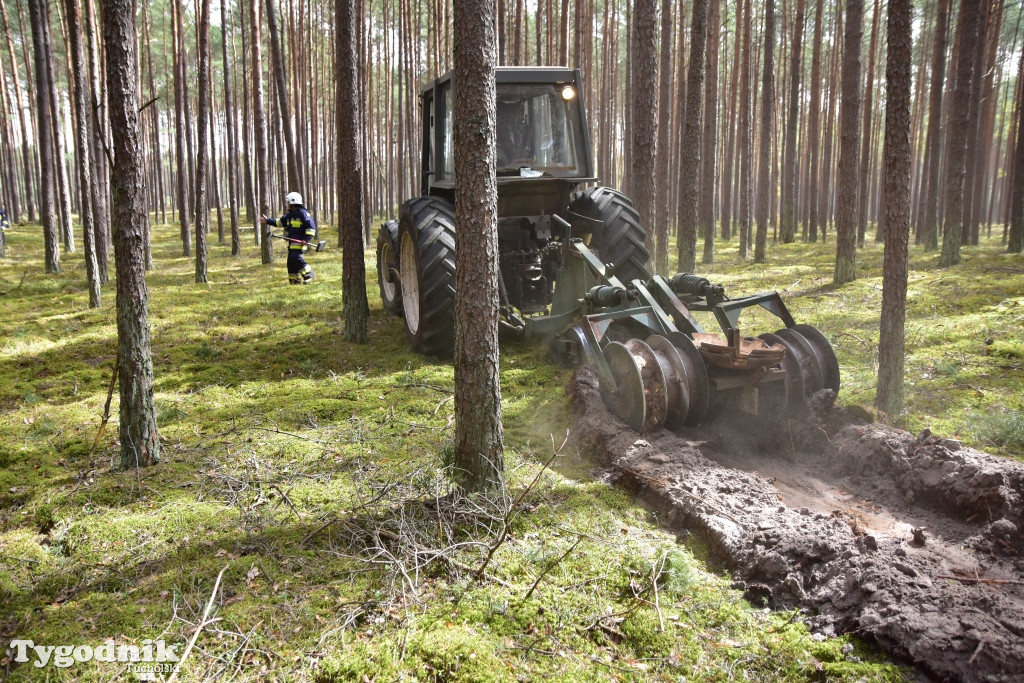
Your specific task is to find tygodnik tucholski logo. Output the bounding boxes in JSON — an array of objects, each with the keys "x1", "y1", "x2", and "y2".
[{"x1": 8, "y1": 638, "x2": 181, "y2": 675}]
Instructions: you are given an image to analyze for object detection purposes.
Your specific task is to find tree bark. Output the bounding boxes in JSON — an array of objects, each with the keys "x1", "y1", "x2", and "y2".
[
  {"x1": 28, "y1": 0, "x2": 58, "y2": 273},
  {"x1": 653, "y1": 0, "x2": 673, "y2": 274},
  {"x1": 337, "y1": 0, "x2": 369, "y2": 343},
  {"x1": 453, "y1": 0, "x2": 504, "y2": 492},
  {"x1": 755, "y1": 0, "x2": 776, "y2": 263},
  {"x1": 103, "y1": 0, "x2": 160, "y2": 469},
  {"x1": 631, "y1": 0, "x2": 658, "y2": 256},
  {"x1": 920, "y1": 0, "x2": 950, "y2": 251},
  {"x1": 805, "y1": 0, "x2": 824, "y2": 241},
  {"x1": 266, "y1": 0, "x2": 303, "y2": 193},
  {"x1": 780, "y1": 0, "x2": 805, "y2": 243},
  {"x1": 699, "y1": 0, "x2": 719, "y2": 262},
  {"x1": 834, "y1": 0, "x2": 863, "y2": 284},
  {"x1": 171, "y1": 0, "x2": 192, "y2": 256},
  {"x1": 0, "y1": 0, "x2": 34, "y2": 222},
  {"x1": 876, "y1": 0, "x2": 912, "y2": 417},
  {"x1": 251, "y1": 0, "x2": 273, "y2": 263},
  {"x1": 940, "y1": 0, "x2": 981, "y2": 266},
  {"x1": 857, "y1": 0, "x2": 880, "y2": 245},
  {"x1": 1009, "y1": 44, "x2": 1024, "y2": 252},
  {"x1": 64, "y1": 0, "x2": 100, "y2": 307},
  {"x1": 677, "y1": 0, "x2": 708, "y2": 272},
  {"x1": 737, "y1": 0, "x2": 752, "y2": 258},
  {"x1": 223, "y1": 4, "x2": 242, "y2": 256},
  {"x1": 195, "y1": 0, "x2": 211, "y2": 283}
]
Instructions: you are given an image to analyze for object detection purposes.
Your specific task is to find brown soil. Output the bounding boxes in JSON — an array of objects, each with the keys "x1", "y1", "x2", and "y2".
[{"x1": 568, "y1": 368, "x2": 1024, "y2": 682}]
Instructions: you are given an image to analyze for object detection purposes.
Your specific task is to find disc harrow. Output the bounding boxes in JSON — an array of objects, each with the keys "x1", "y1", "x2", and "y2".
[{"x1": 547, "y1": 227, "x2": 840, "y2": 433}]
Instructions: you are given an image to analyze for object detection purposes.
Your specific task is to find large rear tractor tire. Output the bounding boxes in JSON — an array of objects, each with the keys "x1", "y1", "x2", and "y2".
[
  {"x1": 567, "y1": 187, "x2": 651, "y2": 285},
  {"x1": 398, "y1": 196, "x2": 457, "y2": 357},
  {"x1": 376, "y1": 220, "x2": 403, "y2": 317}
]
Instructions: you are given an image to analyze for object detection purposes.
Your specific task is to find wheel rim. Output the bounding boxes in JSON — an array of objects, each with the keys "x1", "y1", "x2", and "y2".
[
  {"x1": 379, "y1": 240, "x2": 397, "y2": 303},
  {"x1": 399, "y1": 231, "x2": 420, "y2": 335}
]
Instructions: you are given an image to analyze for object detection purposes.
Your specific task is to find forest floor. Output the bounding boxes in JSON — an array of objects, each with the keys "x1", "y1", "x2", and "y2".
[{"x1": 0, "y1": 217, "x2": 1020, "y2": 682}]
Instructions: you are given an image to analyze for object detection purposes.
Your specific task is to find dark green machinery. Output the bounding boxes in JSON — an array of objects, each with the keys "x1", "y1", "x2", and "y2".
[{"x1": 376, "y1": 67, "x2": 839, "y2": 432}]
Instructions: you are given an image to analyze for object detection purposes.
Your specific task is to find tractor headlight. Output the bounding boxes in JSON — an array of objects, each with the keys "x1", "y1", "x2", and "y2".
[{"x1": 561, "y1": 85, "x2": 576, "y2": 101}]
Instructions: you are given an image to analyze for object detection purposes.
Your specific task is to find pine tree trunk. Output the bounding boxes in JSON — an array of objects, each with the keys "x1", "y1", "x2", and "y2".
[
  {"x1": 0, "y1": 0, "x2": 34, "y2": 222},
  {"x1": 631, "y1": 0, "x2": 658, "y2": 257},
  {"x1": 63, "y1": 0, "x2": 99, "y2": 307},
  {"x1": 1009, "y1": 45, "x2": 1024, "y2": 252},
  {"x1": 28, "y1": 0, "x2": 58, "y2": 273},
  {"x1": 266, "y1": 0, "x2": 303, "y2": 193},
  {"x1": 453, "y1": 0, "x2": 504, "y2": 492},
  {"x1": 223, "y1": 4, "x2": 242, "y2": 256},
  {"x1": 103, "y1": 0, "x2": 160, "y2": 469},
  {"x1": 805, "y1": 0, "x2": 824, "y2": 241},
  {"x1": 337, "y1": 0, "x2": 369, "y2": 343},
  {"x1": 754, "y1": 0, "x2": 775, "y2": 263},
  {"x1": 677, "y1": 0, "x2": 709, "y2": 272},
  {"x1": 940, "y1": 0, "x2": 981, "y2": 266},
  {"x1": 172, "y1": 0, "x2": 192, "y2": 256},
  {"x1": 654, "y1": 0, "x2": 673, "y2": 274},
  {"x1": 857, "y1": 0, "x2": 880, "y2": 245},
  {"x1": 920, "y1": 0, "x2": 950, "y2": 251},
  {"x1": 780, "y1": 0, "x2": 805, "y2": 243},
  {"x1": 738, "y1": 0, "x2": 753, "y2": 258},
  {"x1": 195, "y1": 0, "x2": 211, "y2": 283},
  {"x1": 700, "y1": 0, "x2": 720, "y2": 263},
  {"x1": 876, "y1": 0, "x2": 912, "y2": 416},
  {"x1": 251, "y1": 0, "x2": 274, "y2": 264},
  {"x1": 834, "y1": 0, "x2": 863, "y2": 284}
]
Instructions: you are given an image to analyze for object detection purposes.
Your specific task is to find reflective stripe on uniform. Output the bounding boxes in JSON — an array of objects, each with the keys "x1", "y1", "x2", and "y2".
[
  {"x1": 305, "y1": 229, "x2": 316, "y2": 236},
  {"x1": 290, "y1": 220, "x2": 303, "y2": 228},
  {"x1": 289, "y1": 243, "x2": 305, "y2": 250}
]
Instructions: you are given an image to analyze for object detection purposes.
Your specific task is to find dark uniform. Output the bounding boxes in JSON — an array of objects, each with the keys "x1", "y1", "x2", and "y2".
[{"x1": 267, "y1": 206, "x2": 317, "y2": 284}]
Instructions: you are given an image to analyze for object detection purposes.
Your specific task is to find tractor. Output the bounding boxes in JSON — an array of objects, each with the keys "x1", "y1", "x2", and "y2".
[{"x1": 375, "y1": 67, "x2": 839, "y2": 432}]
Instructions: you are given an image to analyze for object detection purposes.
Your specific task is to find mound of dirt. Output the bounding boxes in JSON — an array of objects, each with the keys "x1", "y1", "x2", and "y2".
[{"x1": 569, "y1": 368, "x2": 1024, "y2": 682}]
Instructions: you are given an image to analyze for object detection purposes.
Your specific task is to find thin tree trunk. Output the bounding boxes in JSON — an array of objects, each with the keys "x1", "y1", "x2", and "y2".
[
  {"x1": 172, "y1": 0, "x2": 192, "y2": 256},
  {"x1": 677, "y1": 0, "x2": 709, "y2": 272},
  {"x1": 266, "y1": 0, "x2": 303, "y2": 192},
  {"x1": 940, "y1": 0, "x2": 981, "y2": 266},
  {"x1": 754, "y1": 0, "x2": 775, "y2": 263},
  {"x1": 920, "y1": 0, "x2": 950, "y2": 251},
  {"x1": 28, "y1": 0, "x2": 58, "y2": 273},
  {"x1": 700, "y1": 0, "x2": 720, "y2": 262},
  {"x1": 195, "y1": 0, "x2": 211, "y2": 283},
  {"x1": 251, "y1": 0, "x2": 273, "y2": 263},
  {"x1": 857, "y1": 0, "x2": 880, "y2": 245},
  {"x1": 805, "y1": 0, "x2": 823, "y2": 241},
  {"x1": 780, "y1": 0, "x2": 804, "y2": 243},
  {"x1": 223, "y1": 4, "x2": 242, "y2": 256},
  {"x1": 631, "y1": 0, "x2": 658, "y2": 257},
  {"x1": 834, "y1": 0, "x2": 864, "y2": 284},
  {"x1": 103, "y1": 0, "x2": 160, "y2": 469},
  {"x1": 654, "y1": 0, "x2": 673, "y2": 274},
  {"x1": 876, "y1": 0, "x2": 912, "y2": 416},
  {"x1": 64, "y1": 0, "x2": 99, "y2": 307},
  {"x1": 0, "y1": 0, "x2": 34, "y2": 222}
]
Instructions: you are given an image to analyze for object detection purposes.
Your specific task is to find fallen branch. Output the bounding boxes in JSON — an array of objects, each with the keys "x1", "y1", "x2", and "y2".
[
  {"x1": 166, "y1": 564, "x2": 230, "y2": 683},
  {"x1": 87, "y1": 350, "x2": 119, "y2": 460},
  {"x1": 522, "y1": 536, "x2": 583, "y2": 602}
]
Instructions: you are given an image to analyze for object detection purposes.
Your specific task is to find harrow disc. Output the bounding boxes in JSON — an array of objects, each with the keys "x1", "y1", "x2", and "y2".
[
  {"x1": 648, "y1": 333, "x2": 710, "y2": 428},
  {"x1": 758, "y1": 332, "x2": 806, "y2": 414},
  {"x1": 774, "y1": 328, "x2": 824, "y2": 397},
  {"x1": 600, "y1": 341, "x2": 650, "y2": 432},
  {"x1": 792, "y1": 324, "x2": 841, "y2": 398}
]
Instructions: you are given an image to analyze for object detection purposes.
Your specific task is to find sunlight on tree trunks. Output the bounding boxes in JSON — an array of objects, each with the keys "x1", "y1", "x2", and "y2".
[{"x1": 834, "y1": 0, "x2": 863, "y2": 285}]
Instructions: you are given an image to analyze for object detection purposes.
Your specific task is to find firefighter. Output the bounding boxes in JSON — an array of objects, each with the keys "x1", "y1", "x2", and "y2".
[
  {"x1": 0, "y1": 209, "x2": 9, "y2": 257},
  {"x1": 260, "y1": 192, "x2": 316, "y2": 284}
]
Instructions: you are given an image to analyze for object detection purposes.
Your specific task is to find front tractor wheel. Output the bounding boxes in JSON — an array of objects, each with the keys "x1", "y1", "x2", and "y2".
[
  {"x1": 398, "y1": 196, "x2": 456, "y2": 357},
  {"x1": 376, "y1": 220, "x2": 403, "y2": 317}
]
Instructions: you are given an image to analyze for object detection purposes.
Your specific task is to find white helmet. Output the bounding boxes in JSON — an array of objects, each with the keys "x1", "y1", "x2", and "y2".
[{"x1": 285, "y1": 191, "x2": 303, "y2": 206}]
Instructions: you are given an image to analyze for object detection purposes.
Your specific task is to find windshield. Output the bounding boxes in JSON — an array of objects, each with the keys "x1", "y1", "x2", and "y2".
[
  {"x1": 495, "y1": 84, "x2": 582, "y2": 174},
  {"x1": 436, "y1": 81, "x2": 587, "y2": 181}
]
